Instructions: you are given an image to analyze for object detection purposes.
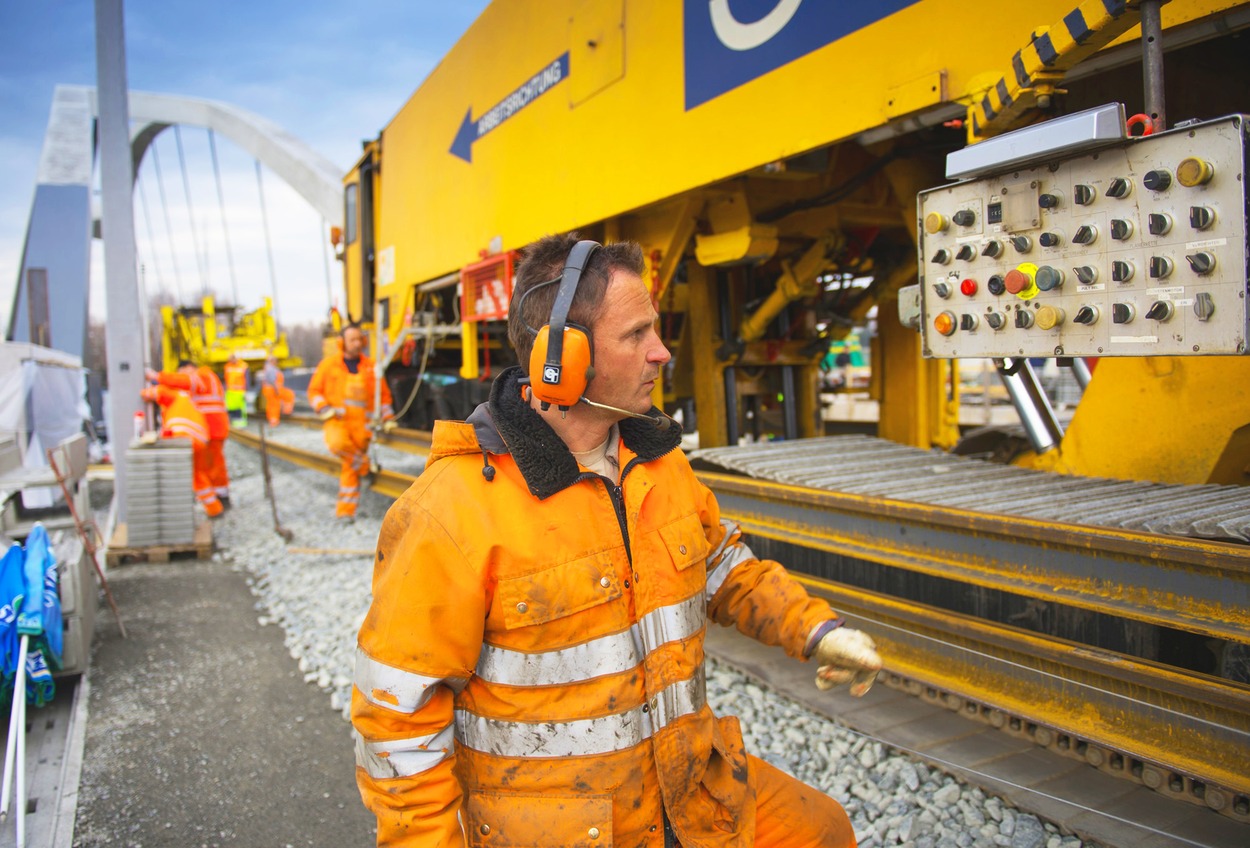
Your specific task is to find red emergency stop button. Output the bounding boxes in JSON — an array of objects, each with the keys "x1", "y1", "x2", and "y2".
[
  {"x1": 959, "y1": 278, "x2": 978, "y2": 296},
  {"x1": 1003, "y1": 264, "x2": 1039, "y2": 300}
]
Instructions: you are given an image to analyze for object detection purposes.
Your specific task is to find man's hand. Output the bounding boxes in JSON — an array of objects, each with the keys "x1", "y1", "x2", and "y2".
[
  {"x1": 318, "y1": 407, "x2": 340, "y2": 422},
  {"x1": 381, "y1": 419, "x2": 398, "y2": 433},
  {"x1": 812, "y1": 627, "x2": 881, "y2": 697},
  {"x1": 144, "y1": 368, "x2": 159, "y2": 382}
]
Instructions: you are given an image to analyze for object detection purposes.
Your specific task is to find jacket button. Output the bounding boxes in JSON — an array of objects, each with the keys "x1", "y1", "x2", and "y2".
[
  {"x1": 479, "y1": 824, "x2": 491, "y2": 835},
  {"x1": 516, "y1": 602, "x2": 527, "y2": 613},
  {"x1": 599, "y1": 577, "x2": 610, "y2": 588},
  {"x1": 588, "y1": 827, "x2": 600, "y2": 839},
  {"x1": 679, "y1": 545, "x2": 687, "y2": 555}
]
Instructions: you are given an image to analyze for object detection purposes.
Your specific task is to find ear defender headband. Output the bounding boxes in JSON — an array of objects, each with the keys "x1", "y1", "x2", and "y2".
[{"x1": 524, "y1": 239, "x2": 601, "y2": 412}]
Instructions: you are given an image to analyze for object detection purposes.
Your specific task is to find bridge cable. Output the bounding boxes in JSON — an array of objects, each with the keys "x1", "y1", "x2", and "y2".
[
  {"x1": 320, "y1": 217, "x2": 334, "y2": 313},
  {"x1": 135, "y1": 169, "x2": 170, "y2": 302},
  {"x1": 207, "y1": 129, "x2": 240, "y2": 306},
  {"x1": 173, "y1": 125, "x2": 209, "y2": 298},
  {"x1": 149, "y1": 141, "x2": 185, "y2": 304},
  {"x1": 254, "y1": 160, "x2": 282, "y2": 321}
]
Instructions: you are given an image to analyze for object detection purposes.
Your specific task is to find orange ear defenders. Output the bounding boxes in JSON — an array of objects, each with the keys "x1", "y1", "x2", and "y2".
[{"x1": 524, "y1": 240, "x2": 600, "y2": 411}]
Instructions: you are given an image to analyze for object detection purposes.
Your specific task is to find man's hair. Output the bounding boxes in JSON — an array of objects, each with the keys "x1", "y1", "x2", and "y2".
[
  {"x1": 177, "y1": 359, "x2": 194, "y2": 369},
  {"x1": 341, "y1": 322, "x2": 363, "y2": 338},
  {"x1": 507, "y1": 233, "x2": 645, "y2": 365}
]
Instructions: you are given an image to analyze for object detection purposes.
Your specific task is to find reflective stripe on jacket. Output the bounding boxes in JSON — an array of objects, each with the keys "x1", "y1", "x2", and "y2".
[
  {"x1": 352, "y1": 366, "x2": 836, "y2": 847},
  {"x1": 157, "y1": 368, "x2": 229, "y2": 439},
  {"x1": 224, "y1": 361, "x2": 248, "y2": 392}
]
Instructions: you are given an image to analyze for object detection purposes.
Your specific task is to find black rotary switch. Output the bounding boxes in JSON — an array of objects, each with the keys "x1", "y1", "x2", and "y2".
[
  {"x1": 1148, "y1": 256, "x2": 1174, "y2": 279},
  {"x1": 1185, "y1": 252, "x2": 1216, "y2": 275},
  {"x1": 1110, "y1": 219, "x2": 1134, "y2": 240},
  {"x1": 1038, "y1": 193, "x2": 1061, "y2": 209},
  {"x1": 933, "y1": 282, "x2": 952, "y2": 299},
  {"x1": 1145, "y1": 300, "x2": 1174, "y2": 321},
  {"x1": 1073, "y1": 184, "x2": 1096, "y2": 205},
  {"x1": 1111, "y1": 260, "x2": 1135, "y2": 283},
  {"x1": 1072, "y1": 225, "x2": 1097, "y2": 245},
  {"x1": 985, "y1": 312, "x2": 1005, "y2": 330},
  {"x1": 959, "y1": 313, "x2": 979, "y2": 331},
  {"x1": 1106, "y1": 177, "x2": 1131, "y2": 198},
  {"x1": 1143, "y1": 170, "x2": 1172, "y2": 191},
  {"x1": 1074, "y1": 266, "x2": 1098, "y2": 285},
  {"x1": 1148, "y1": 213, "x2": 1173, "y2": 236},
  {"x1": 1189, "y1": 206, "x2": 1215, "y2": 231},
  {"x1": 1111, "y1": 302, "x2": 1134, "y2": 324},
  {"x1": 956, "y1": 244, "x2": 977, "y2": 261},
  {"x1": 952, "y1": 209, "x2": 976, "y2": 227},
  {"x1": 1010, "y1": 234, "x2": 1032, "y2": 253},
  {"x1": 1039, "y1": 232, "x2": 1062, "y2": 248},
  {"x1": 1194, "y1": 293, "x2": 1215, "y2": 322},
  {"x1": 981, "y1": 239, "x2": 1003, "y2": 258},
  {"x1": 1073, "y1": 305, "x2": 1099, "y2": 325},
  {"x1": 931, "y1": 248, "x2": 952, "y2": 265},
  {"x1": 1014, "y1": 309, "x2": 1034, "y2": 329}
]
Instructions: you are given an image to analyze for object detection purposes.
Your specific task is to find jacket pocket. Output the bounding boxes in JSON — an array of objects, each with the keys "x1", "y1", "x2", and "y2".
[
  {"x1": 498, "y1": 550, "x2": 621, "y2": 629},
  {"x1": 657, "y1": 512, "x2": 709, "y2": 572},
  {"x1": 464, "y1": 790, "x2": 613, "y2": 847}
]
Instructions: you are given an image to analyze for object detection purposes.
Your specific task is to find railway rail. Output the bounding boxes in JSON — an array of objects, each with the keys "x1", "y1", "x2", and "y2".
[{"x1": 232, "y1": 421, "x2": 1250, "y2": 841}]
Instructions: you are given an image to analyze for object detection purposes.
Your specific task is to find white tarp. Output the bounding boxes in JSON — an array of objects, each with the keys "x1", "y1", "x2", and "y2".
[{"x1": 0, "y1": 343, "x2": 89, "y2": 508}]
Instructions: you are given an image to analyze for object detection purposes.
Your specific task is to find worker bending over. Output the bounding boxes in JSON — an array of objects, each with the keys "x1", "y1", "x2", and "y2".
[
  {"x1": 352, "y1": 234, "x2": 882, "y2": 847},
  {"x1": 223, "y1": 354, "x2": 249, "y2": 425},
  {"x1": 259, "y1": 355, "x2": 295, "y2": 427},
  {"x1": 140, "y1": 384, "x2": 222, "y2": 517},
  {"x1": 147, "y1": 360, "x2": 231, "y2": 505},
  {"x1": 307, "y1": 324, "x2": 394, "y2": 520}
]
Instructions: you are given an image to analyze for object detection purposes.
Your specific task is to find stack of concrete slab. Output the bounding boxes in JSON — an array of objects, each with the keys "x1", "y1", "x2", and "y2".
[{"x1": 124, "y1": 439, "x2": 196, "y2": 546}]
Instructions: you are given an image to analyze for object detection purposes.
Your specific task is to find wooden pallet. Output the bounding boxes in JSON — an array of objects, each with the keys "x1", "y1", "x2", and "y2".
[{"x1": 105, "y1": 520, "x2": 213, "y2": 566}]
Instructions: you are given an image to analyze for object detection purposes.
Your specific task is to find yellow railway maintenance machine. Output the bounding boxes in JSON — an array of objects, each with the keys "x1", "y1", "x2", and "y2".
[{"x1": 160, "y1": 295, "x2": 301, "y2": 374}]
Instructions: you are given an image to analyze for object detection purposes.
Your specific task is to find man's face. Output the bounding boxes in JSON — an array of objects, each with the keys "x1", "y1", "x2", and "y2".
[
  {"x1": 342, "y1": 328, "x2": 365, "y2": 358},
  {"x1": 584, "y1": 270, "x2": 671, "y2": 416}
]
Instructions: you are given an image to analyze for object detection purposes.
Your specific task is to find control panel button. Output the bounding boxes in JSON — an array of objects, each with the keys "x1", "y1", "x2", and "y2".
[
  {"x1": 981, "y1": 239, "x2": 1003, "y2": 259},
  {"x1": 1185, "y1": 251, "x2": 1216, "y2": 275},
  {"x1": 1014, "y1": 309, "x2": 1035, "y2": 329},
  {"x1": 1038, "y1": 231, "x2": 1062, "y2": 248},
  {"x1": 924, "y1": 212, "x2": 949, "y2": 234},
  {"x1": 1106, "y1": 177, "x2": 1131, "y2": 198},
  {"x1": 1074, "y1": 265, "x2": 1098, "y2": 285},
  {"x1": 985, "y1": 312, "x2": 1006, "y2": 330},
  {"x1": 987, "y1": 275, "x2": 1006, "y2": 296},
  {"x1": 1073, "y1": 305, "x2": 1099, "y2": 325},
  {"x1": 1004, "y1": 265, "x2": 1038, "y2": 300},
  {"x1": 1073, "y1": 184, "x2": 1096, "y2": 205},
  {"x1": 1010, "y1": 234, "x2": 1032, "y2": 253},
  {"x1": 1189, "y1": 205, "x2": 1215, "y2": 230},
  {"x1": 1148, "y1": 256, "x2": 1174, "y2": 279},
  {"x1": 1142, "y1": 169, "x2": 1172, "y2": 191},
  {"x1": 1111, "y1": 260, "x2": 1135, "y2": 283},
  {"x1": 1145, "y1": 300, "x2": 1175, "y2": 321},
  {"x1": 1038, "y1": 192, "x2": 1061, "y2": 209},
  {"x1": 1072, "y1": 224, "x2": 1098, "y2": 245},
  {"x1": 959, "y1": 313, "x2": 979, "y2": 331},
  {"x1": 956, "y1": 244, "x2": 977, "y2": 261},
  {"x1": 1147, "y1": 212, "x2": 1173, "y2": 236},
  {"x1": 1109, "y1": 218, "x2": 1134, "y2": 240},
  {"x1": 952, "y1": 209, "x2": 976, "y2": 227},
  {"x1": 1194, "y1": 292, "x2": 1215, "y2": 322},
  {"x1": 1176, "y1": 157, "x2": 1214, "y2": 187},
  {"x1": 1111, "y1": 302, "x2": 1135, "y2": 324},
  {"x1": 933, "y1": 282, "x2": 952, "y2": 299},
  {"x1": 934, "y1": 311, "x2": 957, "y2": 336},
  {"x1": 931, "y1": 248, "x2": 952, "y2": 265},
  {"x1": 1035, "y1": 305, "x2": 1065, "y2": 330},
  {"x1": 1035, "y1": 266, "x2": 1065, "y2": 291},
  {"x1": 959, "y1": 278, "x2": 978, "y2": 296}
]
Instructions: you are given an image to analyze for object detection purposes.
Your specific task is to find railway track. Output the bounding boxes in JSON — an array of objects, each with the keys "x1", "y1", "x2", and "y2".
[{"x1": 232, "y1": 422, "x2": 1250, "y2": 845}]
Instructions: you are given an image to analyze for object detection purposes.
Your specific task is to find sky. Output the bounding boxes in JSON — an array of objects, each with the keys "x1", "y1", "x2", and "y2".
[{"x1": 0, "y1": 0, "x2": 491, "y2": 332}]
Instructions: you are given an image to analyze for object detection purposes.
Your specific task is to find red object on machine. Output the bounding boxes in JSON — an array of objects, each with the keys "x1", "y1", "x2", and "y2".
[{"x1": 461, "y1": 251, "x2": 517, "y2": 322}]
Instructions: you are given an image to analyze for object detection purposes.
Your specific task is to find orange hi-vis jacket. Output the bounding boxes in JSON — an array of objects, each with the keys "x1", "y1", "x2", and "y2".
[
  {"x1": 157, "y1": 367, "x2": 229, "y2": 440},
  {"x1": 352, "y1": 367, "x2": 838, "y2": 847},
  {"x1": 142, "y1": 385, "x2": 208, "y2": 447},
  {"x1": 224, "y1": 360, "x2": 248, "y2": 393},
  {"x1": 307, "y1": 347, "x2": 394, "y2": 421}
]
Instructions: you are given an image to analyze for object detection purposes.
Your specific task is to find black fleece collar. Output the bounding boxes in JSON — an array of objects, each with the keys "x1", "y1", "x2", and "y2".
[{"x1": 469, "y1": 366, "x2": 683, "y2": 500}]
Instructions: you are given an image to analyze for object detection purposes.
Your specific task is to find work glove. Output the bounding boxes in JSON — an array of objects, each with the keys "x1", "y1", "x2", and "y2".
[
  {"x1": 381, "y1": 419, "x2": 398, "y2": 433},
  {"x1": 318, "y1": 407, "x2": 341, "y2": 422},
  {"x1": 812, "y1": 626, "x2": 881, "y2": 697}
]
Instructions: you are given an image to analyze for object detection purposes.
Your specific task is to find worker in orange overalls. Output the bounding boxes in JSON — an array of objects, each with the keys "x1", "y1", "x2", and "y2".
[
  {"x1": 147, "y1": 360, "x2": 232, "y2": 506},
  {"x1": 223, "y1": 354, "x2": 249, "y2": 426},
  {"x1": 307, "y1": 323, "x2": 394, "y2": 520},
  {"x1": 140, "y1": 383, "x2": 222, "y2": 517},
  {"x1": 259, "y1": 355, "x2": 296, "y2": 427}
]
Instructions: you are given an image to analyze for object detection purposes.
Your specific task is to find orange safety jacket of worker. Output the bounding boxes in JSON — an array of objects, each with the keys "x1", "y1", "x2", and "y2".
[
  {"x1": 156, "y1": 367, "x2": 229, "y2": 440},
  {"x1": 224, "y1": 359, "x2": 248, "y2": 393},
  {"x1": 307, "y1": 342, "x2": 394, "y2": 517},
  {"x1": 351, "y1": 367, "x2": 844, "y2": 847},
  {"x1": 140, "y1": 385, "x2": 221, "y2": 517}
]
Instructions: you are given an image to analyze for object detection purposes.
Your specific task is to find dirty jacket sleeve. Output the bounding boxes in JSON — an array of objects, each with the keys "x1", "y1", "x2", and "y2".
[
  {"x1": 698, "y1": 479, "x2": 836, "y2": 660},
  {"x1": 352, "y1": 481, "x2": 486, "y2": 847},
  {"x1": 307, "y1": 360, "x2": 333, "y2": 412}
]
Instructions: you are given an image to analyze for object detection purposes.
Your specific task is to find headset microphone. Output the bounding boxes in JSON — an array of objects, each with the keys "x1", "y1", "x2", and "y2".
[{"x1": 580, "y1": 397, "x2": 675, "y2": 431}]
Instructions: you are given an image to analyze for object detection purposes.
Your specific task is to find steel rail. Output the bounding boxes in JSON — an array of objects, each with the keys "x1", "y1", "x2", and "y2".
[
  {"x1": 228, "y1": 429, "x2": 1250, "y2": 817},
  {"x1": 283, "y1": 414, "x2": 432, "y2": 456},
  {"x1": 700, "y1": 471, "x2": 1250, "y2": 645}
]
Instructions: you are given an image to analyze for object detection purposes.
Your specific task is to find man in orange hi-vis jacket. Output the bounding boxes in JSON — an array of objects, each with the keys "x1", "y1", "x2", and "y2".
[
  {"x1": 308, "y1": 324, "x2": 394, "y2": 520},
  {"x1": 140, "y1": 384, "x2": 222, "y2": 517},
  {"x1": 223, "y1": 354, "x2": 249, "y2": 426},
  {"x1": 147, "y1": 361, "x2": 232, "y2": 506},
  {"x1": 259, "y1": 355, "x2": 296, "y2": 427}
]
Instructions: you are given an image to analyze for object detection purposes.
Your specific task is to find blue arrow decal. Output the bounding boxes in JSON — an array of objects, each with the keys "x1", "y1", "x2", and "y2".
[{"x1": 451, "y1": 52, "x2": 570, "y2": 163}]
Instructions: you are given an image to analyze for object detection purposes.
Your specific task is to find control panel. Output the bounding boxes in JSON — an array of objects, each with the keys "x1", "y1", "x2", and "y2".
[{"x1": 917, "y1": 114, "x2": 1249, "y2": 358}]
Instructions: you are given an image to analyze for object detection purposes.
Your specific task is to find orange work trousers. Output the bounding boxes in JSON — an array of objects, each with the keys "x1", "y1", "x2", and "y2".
[
  {"x1": 205, "y1": 437, "x2": 230, "y2": 500},
  {"x1": 262, "y1": 384, "x2": 295, "y2": 426},
  {"x1": 750, "y1": 754, "x2": 855, "y2": 847},
  {"x1": 192, "y1": 444, "x2": 223, "y2": 517},
  {"x1": 324, "y1": 417, "x2": 371, "y2": 517}
]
